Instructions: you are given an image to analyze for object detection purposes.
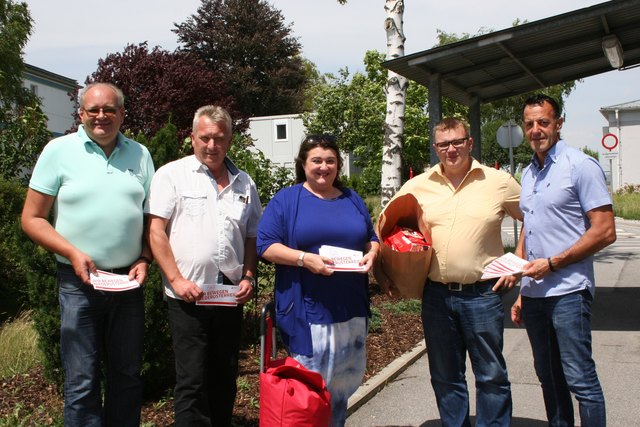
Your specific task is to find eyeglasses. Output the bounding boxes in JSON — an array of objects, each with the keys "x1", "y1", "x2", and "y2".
[
  {"x1": 82, "y1": 107, "x2": 119, "y2": 118},
  {"x1": 434, "y1": 137, "x2": 469, "y2": 151}
]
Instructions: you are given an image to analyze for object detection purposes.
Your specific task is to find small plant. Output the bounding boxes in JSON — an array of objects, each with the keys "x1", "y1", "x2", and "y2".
[
  {"x1": 382, "y1": 299, "x2": 422, "y2": 316},
  {"x1": 368, "y1": 307, "x2": 384, "y2": 333},
  {"x1": 237, "y1": 376, "x2": 252, "y2": 393}
]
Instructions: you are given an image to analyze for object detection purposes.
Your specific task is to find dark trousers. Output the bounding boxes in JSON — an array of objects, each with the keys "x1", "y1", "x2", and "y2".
[{"x1": 167, "y1": 298, "x2": 243, "y2": 427}]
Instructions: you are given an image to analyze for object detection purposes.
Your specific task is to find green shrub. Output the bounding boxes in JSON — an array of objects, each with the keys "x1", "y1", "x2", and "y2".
[
  {"x1": 368, "y1": 307, "x2": 383, "y2": 333},
  {"x1": 382, "y1": 299, "x2": 422, "y2": 316}
]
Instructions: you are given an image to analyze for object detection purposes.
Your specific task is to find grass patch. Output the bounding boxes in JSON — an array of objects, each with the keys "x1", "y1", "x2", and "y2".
[
  {"x1": 614, "y1": 192, "x2": 640, "y2": 220},
  {"x1": 0, "y1": 311, "x2": 42, "y2": 378},
  {"x1": 382, "y1": 299, "x2": 422, "y2": 316}
]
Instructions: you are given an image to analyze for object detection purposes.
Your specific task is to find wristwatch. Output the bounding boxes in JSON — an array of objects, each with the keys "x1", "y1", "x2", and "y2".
[
  {"x1": 296, "y1": 252, "x2": 306, "y2": 267},
  {"x1": 241, "y1": 275, "x2": 256, "y2": 288}
]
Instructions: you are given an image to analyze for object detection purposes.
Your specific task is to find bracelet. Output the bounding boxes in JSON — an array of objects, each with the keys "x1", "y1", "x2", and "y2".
[
  {"x1": 241, "y1": 275, "x2": 256, "y2": 288},
  {"x1": 547, "y1": 257, "x2": 556, "y2": 272},
  {"x1": 137, "y1": 255, "x2": 153, "y2": 265}
]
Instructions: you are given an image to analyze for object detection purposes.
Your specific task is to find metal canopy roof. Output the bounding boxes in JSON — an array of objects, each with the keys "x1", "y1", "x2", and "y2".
[{"x1": 383, "y1": 0, "x2": 640, "y2": 106}]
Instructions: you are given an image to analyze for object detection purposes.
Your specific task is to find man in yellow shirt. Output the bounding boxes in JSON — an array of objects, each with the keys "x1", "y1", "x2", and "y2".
[{"x1": 390, "y1": 117, "x2": 522, "y2": 426}]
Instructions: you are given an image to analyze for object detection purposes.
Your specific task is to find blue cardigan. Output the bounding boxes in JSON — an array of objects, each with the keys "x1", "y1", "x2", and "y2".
[{"x1": 256, "y1": 183, "x2": 374, "y2": 356}]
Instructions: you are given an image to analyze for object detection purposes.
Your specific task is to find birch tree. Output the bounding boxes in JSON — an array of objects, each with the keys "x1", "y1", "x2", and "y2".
[
  {"x1": 338, "y1": 0, "x2": 407, "y2": 206},
  {"x1": 380, "y1": 0, "x2": 407, "y2": 206}
]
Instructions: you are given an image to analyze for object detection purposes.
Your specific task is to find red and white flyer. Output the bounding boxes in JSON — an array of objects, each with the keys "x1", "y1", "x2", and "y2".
[
  {"x1": 90, "y1": 270, "x2": 140, "y2": 292},
  {"x1": 196, "y1": 283, "x2": 240, "y2": 306},
  {"x1": 319, "y1": 245, "x2": 366, "y2": 272},
  {"x1": 481, "y1": 252, "x2": 528, "y2": 280}
]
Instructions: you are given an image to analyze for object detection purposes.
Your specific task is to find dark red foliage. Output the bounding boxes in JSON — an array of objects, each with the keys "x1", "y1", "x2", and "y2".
[{"x1": 87, "y1": 42, "x2": 245, "y2": 140}]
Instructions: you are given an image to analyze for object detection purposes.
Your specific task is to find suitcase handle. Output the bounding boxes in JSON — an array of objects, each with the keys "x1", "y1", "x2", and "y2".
[{"x1": 260, "y1": 301, "x2": 276, "y2": 373}]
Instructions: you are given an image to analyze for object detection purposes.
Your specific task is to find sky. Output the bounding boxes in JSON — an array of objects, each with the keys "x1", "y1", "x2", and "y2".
[{"x1": 22, "y1": 0, "x2": 640, "y2": 153}]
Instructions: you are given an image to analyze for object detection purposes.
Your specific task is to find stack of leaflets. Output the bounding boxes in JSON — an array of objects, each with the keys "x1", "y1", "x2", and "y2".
[
  {"x1": 481, "y1": 252, "x2": 528, "y2": 280},
  {"x1": 318, "y1": 245, "x2": 366, "y2": 272},
  {"x1": 90, "y1": 270, "x2": 140, "y2": 292}
]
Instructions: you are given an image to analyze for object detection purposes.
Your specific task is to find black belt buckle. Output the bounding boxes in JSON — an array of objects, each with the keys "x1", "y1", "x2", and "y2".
[{"x1": 448, "y1": 282, "x2": 463, "y2": 291}]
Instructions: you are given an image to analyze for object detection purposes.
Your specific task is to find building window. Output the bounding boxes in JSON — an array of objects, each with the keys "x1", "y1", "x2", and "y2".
[
  {"x1": 30, "y1": 84, "x2": 38, "y2": 96},
  {"x1": 274, "y1": 120, "x2": 288, "y2": 141}
]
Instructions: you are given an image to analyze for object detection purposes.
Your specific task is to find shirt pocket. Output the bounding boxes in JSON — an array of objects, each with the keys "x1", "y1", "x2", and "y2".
[
  {"x1": 227, "y1": 192, "x2": 249, "y2": 221},
  {"x1": 180, "y1": 192, "x2": 208, "y2": 217}
]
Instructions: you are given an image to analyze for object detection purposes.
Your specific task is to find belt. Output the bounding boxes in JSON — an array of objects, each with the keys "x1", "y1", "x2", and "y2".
[
  {"x1": 57, "y1": 262, "x2": 130, "y2": 275},
  {"x1": 219, "y1": 272, "x2": 234, "y2": 285},
  {"x1": 430, "y1": 278, "x2": 497, "y2": 292}
]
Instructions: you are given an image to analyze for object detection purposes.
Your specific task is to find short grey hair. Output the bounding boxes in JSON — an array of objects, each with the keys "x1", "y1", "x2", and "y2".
[
  {"x1": 78, "y1": 82, "x2": 125, "y2": 109},
  {"x1": 192, "y1": 105, "x2": 232, "y2": 135}
]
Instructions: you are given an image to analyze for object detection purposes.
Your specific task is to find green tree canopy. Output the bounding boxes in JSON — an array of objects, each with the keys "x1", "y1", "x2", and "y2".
[
  {"x1": 0, "y1": 0, "x2": 51, "y2": 182},
  {"x1": 303, "y1": 50, "x2": 430, "y2": 194},
  {"x1": 174, "y1": 0, "x2": 308, "y2": 118},
  {"x1": 0, "y1": 0, "x2": 32, "y2": 110}
]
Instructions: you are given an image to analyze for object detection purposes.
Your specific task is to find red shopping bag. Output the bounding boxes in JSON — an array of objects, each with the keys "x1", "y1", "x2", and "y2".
[{"x1": 259, "y1": 302, "x2": 331, "y2": 427}]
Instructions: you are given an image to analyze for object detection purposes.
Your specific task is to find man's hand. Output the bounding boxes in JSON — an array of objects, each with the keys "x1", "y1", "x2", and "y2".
[
  {"x1": 522, "y1": 258, "x2": 552, "y2": 281},
  {"x1": 68, "y1": 251, "x2": 97, "y2": 285},
  {"x1": 171, "y1": 277, "x2": 203, "y2": 303},
  {"x1": 235, "y1": 279, "x2": 254, "y2": 304},
  {"x1": 129, "y1": 259, "x2": 150, "y2": 285},
  {"x1": 492, "y1": 274, "x2": 520, "y2": 292},
  {"x1": 511, "y1": 294, "x2": 523, "y2": 327}
]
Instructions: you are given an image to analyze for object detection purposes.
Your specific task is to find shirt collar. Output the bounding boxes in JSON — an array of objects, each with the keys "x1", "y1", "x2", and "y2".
[
  {"x1": 189, "y1": 155, "x2": 240, "y2": 176},
  {"x1": 78, "y1": 125, "x2": 126, "y2": 149},
  {"x1": 427, "y1": 157, "x2": 482, "y2": 181},
  {"x1": 530, "y1": 139, "x2": 564, "y2": 170}
]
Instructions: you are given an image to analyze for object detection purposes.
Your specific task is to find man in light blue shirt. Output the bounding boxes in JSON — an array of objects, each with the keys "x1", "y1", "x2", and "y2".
[
  {"x1": 511, "y1": 94, "x2": 616, "y2": 427},
  {"x1": 21, "y1": 82, "x2": 154, "y2": 427}
]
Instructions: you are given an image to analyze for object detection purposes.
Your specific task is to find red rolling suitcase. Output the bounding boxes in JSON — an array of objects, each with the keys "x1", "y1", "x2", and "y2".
[{"x1": 259, "y1": 301, "x2": 332, "y2": 427}]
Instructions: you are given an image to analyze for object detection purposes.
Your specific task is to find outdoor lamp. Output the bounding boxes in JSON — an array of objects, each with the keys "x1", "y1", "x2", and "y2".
[{"x1": 602, "y1": 34, "x2": 624, "y2": 69}]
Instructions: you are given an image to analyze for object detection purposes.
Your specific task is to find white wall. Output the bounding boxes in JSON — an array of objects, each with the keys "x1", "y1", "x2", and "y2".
[{"x1": 600, "y1": 109, "x2": 640, "y2": 191}]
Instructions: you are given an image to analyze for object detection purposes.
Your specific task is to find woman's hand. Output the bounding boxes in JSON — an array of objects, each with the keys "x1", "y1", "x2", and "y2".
[
  {"x1": 303, "y1": 253, "x2": 335, "y2": 276},
  {"x1": 358, "y1": 250, "x2": 378, "y2": 274}
]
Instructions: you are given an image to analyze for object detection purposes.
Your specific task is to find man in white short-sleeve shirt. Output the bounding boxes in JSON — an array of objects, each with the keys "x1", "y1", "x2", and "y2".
[{"x1": 145, "y1": 105, "x2": 261, "y2": 426}]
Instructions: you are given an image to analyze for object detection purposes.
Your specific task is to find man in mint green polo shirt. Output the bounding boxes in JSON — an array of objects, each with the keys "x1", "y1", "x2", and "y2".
[{"x1": 21, "y1": 82, "x2": 155, "y2": 427}]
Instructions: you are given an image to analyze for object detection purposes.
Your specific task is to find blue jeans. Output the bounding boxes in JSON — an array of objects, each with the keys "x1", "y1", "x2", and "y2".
[
  {"x1": 522, "y1": 290, "x2": 606, "y2": 427},
  {"x1": 167, "y1": 298, "x2": 243, "y2": 427},
  {"x1": 421, "y1": 281, "x2": 512, "y2": 427},
  {"x1": 58, "y1": 267, "x2": 144, "y2": 427}
]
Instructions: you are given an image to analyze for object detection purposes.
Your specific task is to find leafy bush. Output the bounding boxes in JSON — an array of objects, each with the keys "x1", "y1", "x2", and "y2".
[{"x1": 368, "y1": 307, "x2": 383, "y2": 333}]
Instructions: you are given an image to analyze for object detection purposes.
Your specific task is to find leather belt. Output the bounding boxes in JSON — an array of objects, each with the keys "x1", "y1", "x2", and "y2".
[
  {"x1": 430, "y1": 278, "x2": 498, "y2": 292},
  {"x1": 57, "y1": 262, "x2": 130, "y2": 275}
]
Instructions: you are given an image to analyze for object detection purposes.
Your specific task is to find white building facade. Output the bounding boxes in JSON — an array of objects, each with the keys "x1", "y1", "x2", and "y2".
[
  {"x1": 247, "y1": 113, "x2": 360, "y2": 177},
  {"x1": 23, "y1": 64, "x2": 79, "y2": 137},
  {"x1": 599, "y1": 100, "x2": 640, "y2": 192}
]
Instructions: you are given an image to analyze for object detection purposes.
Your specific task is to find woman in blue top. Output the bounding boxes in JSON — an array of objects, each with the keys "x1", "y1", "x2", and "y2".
[{"x1": 257, "y1": 134, "x2": 379, "y2": 426}]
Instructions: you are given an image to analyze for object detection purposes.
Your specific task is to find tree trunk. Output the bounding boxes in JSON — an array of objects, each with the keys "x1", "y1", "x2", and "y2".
[{"x1": 381, "y1": 0, "x2": 407, "y2": 207}]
